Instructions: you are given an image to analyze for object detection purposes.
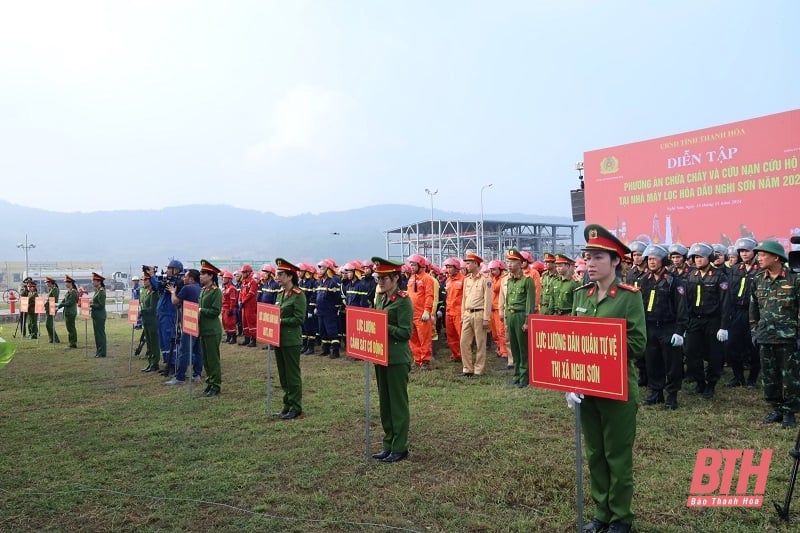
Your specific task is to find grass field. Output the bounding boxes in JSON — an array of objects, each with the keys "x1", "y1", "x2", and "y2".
[{"x1": 1, "y1": 318, "x2": 798, "y2": 532}]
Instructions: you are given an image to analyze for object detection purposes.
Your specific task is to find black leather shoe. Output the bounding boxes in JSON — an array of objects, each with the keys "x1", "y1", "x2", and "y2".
[
  {"x1": 783, "y1": 413, "x2": 797, "y2": 429},
  {"x1": 582, "y1": 519, "x2": 609, "y2": 533},
  {"x1": 702, "y1": 383, "x2": 716, "y2": 400},
  {"x1": 204, "y1": 389, "x2": 220, "y2": 397},
  {"x1": 281, "y1": 410, "x2": 301, "y2": 420},
  {"x1": 664, "y1": 392, "x2": 678, "y2": 410},
  {"x1": 141, "y1": 365, "x2": 152, "y2": 372},
  {"x1": 371, "y1": 450, "x2": 391, "y2": 460},
  {"x1": 381, "y1": 451, "x2": 408, "y2": 463},
  {"x1": 643, "y1": 391, "x2": 664, "y2": 405},
  {"x1": 94, "y1": 354, "x2": 106, "y2": 358},
  {"x1": 273, "y1": 408, "x2": 290, "y2": 417},
  {"x1": 517, "y1": 382, "x2": 528, "y2": 388},
  {"x1": 607, "y1": 522, "x2": 631, "y2": 533},
  {"x1": 725, "y1": 378, "x2": 744, "y2": 388},
  {"x1": 762, "y1": 411, "x2": 783, "y2": 424},
  {"x1": 460, "y1": 372, "x2": 473, "y2": 377}
]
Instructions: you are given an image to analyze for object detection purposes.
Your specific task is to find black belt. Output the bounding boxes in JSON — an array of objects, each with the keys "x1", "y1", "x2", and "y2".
[
  {"x1": 507, "y1": 308, "x2": 525, "y2": 314},
  {"x1": 467, "y1": 308, "x2": 483, "y2": 313},
  {"x1": 646, "y1": 320, "x2": 675, "y2": 328}
]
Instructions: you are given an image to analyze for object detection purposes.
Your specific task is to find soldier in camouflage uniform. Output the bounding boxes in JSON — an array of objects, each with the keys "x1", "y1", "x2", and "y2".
[{"x1": 750, "y1": 240, "x2": 800, "y2": 429}]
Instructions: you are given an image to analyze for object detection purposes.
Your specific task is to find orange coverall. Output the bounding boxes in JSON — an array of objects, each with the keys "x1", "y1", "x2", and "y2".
[
  {"x1": 407, "y1": 271, "x2": 434, "y2": 365},
  {"x1": 445, "y1": 272, "x2": 464, "y2": 361},
  {"x1": 490, "y1": 272, "x2": 509, "y2": 357}
]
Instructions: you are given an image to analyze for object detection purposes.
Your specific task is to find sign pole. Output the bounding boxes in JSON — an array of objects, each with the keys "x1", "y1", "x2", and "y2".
[
  {"x1": 266, "y1": 345, "x2": 273, "y2": 416},
  {"x1": 84, "y1": 320, "x2": 88, "y2": 358},
  {"x1": 129, "y1": 326, "x2": 135, "y2": 373},
  {"x1": 365, "y1": 361, "x2": 371, "y2": 463},
  {"x1": 188, "y1": 335, "x2": 194, "y2": 398},
  {"x1": 576, "y1": 403, "x2": 584, "y2": 533}
]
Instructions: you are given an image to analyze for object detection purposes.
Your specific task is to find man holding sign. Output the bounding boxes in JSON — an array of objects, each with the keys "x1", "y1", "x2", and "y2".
[{"x1": 568, "y1": 224, "x2": 646, "y2": 533}]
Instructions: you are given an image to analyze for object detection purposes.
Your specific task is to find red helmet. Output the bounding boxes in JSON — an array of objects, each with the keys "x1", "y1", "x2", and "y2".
[
  {"x1": 429, "y1": 265, "x2": 440, "y2": 275},
  {"x1": 520, "y1": 251, "x2": 533, "y2": 263},
  {"x1": 443, "y1": 257, "x2": 460, "y2": 268},
  {"x1": 261, "y1": 264, "x2": 276, "y2": 275},
  {"x1": 317, "y1": 259, "x2": 335, "y2": 270},
  {"x1": 258, "y1": 271, "x2": 268, "y2": 281},
  {"x1": 241, "y1": 264, "x2": 253, "y2": 273},
  {"x1": 458, "y1": 259, "x2": 467, "y2": 269},
  {"x1": 532, "y1": 261, "x2": 545, "y2": 273},
  {"x1": 407, "y1": 253, "x2": 427, "y2": 268},
  {"x1": 488, "y1": 259, "x2": 506, "y2": 270},
  {"x1": 222, "y1": 270, "x2": 234, "y2": 279}
]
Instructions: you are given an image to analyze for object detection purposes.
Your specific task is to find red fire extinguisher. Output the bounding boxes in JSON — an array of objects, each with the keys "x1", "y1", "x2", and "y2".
[{"x1": 8, "y1": 290, "x2": 18, "y2": 314}]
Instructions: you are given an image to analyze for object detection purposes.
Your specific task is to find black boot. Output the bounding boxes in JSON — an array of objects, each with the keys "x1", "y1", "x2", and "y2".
[
  {"x1": 329, "y1": 345, "x2": 340, "y2": 359},
  {"x1": 643, "y1": 390, "x2": 664, "y2": 405},
  {"x1": 702, "y1": 382, "x2": 716, "y2": 400},
  {"x1": 320, "y1": 344, "x2": 330, "y2": 357},
  {"x1": 239, "y1": 336, "x2": 250, "y2": 346},
  {"x1": 247, "y1": 337, "x2": 257, "y2": 347},
  {"x1": 725, "y1": 375, "x2": 745, "y2": 387},
  {"x1": 664, "y1": 391, "x2": 678, "y2": 410}
]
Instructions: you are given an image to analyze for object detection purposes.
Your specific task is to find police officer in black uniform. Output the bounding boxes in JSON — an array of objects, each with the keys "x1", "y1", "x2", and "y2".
[
  {"x1": 639, "y1": 244, "x2": 689, "y2": 409},
  {"x1": 724, "y1": 237, "x2": 760, "y2": 388},
  {"x1": 684, "y1": 242, "x2": 730, "y2": 399},
  {"x1": 626, "y1": 241, "x2": 650, "y2": 387}
]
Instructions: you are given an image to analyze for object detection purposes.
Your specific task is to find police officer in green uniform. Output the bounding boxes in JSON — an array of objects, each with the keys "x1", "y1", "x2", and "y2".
[
  {"x1": 198, "y1": 260, "x2": 223, "y2": 397},
  {"x1": 139, "y1": 272, "x2": 162, "y2": 372},
  {"x1": 58, "y1": 276, "x2": 79, "y2": 348},
  {"x1": 566, "y1": 224, "x2": 646, "y2": 533},
  {"x1": 90, "y1": 273, "x2": 107, "y2": 357},
  {"x1": 504, "y1": 248, "x2": 535, "y2": 387},
  {"x1": 370, "y1": 257, "x2": 413, "y2": 463},
  {"x1": 44, "y1": 277, "x2": 60, "y2": 344},
  {"x1": 750, "y1": 240, "x2": 800, "y2": 429},
  {"x1": 553, "y1": 254, "x2": 579, "y2": 315},
  {"x1": 19, "y1": 277, "x2": 32, "y2": 338},
  {"x1": 274, "y1": 258, "x2": 307, "y2": 419},
  {"x1": 539, "y1": 252, "x2": 557, "y2": 315},
  {"x1": 27, "y1": 280, "x2": 41, "y2": 339}
]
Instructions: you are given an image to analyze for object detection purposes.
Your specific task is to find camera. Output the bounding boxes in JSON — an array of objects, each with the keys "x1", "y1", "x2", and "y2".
[{"x1": 790, "y1": 236, "x2": 800, "y2": 273}]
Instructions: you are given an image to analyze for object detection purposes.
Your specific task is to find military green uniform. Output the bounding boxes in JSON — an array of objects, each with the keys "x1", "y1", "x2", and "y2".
[
  {"x1": 505, "y1": 273, "x2": 535, "y2": 385},
  {"x1": 573, "y1": 278, "x2": 646, "y2": 527},
  {"x1": 91, "y1": 288, "x2": 107, "y2": 357},
  {"x1": 27, "y1": 287, "x2": 39, "y2": 339},
  {"x1": 140, "y1": 286, "x2": 161, "y2": 369},
  {"x1": 375, "y1": 288, "x2": 413, "y2": 454},
  {"x1": 58, "y1": 287, "x2": 79, "y2": 347},
  {"x1": 276, "y1": 287, "x2": 307, "y2": 415},
  {"x1": 45, "y1": 284, "x2": 60, "y2": 343},
  {"x1": 553, "y1": 275, "x2": 579, "y2": 315},
  {"x1": 19, "y1": 284, "x2": 30, "y2": 337},
  {"x1": 199, "y1": 286, "x2": 223, "y2": 393},
  {"x1": 750, "y1": 265, "x2": 800, "y2": 416},
  {"x1": 540, "y1": 271, "x2": 557, "y2": 315}
]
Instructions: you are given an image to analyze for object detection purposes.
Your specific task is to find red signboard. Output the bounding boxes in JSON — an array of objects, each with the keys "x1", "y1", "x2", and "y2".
[
  {"x1": 345, "y1": 307, "x2": 389, "y2": 366},
  {"x1": 529, "y1": 315, "x2": 628, "y2": 401},
  {"x1": 127, "y1": 300, "x2": 139, "y2": 325},
  {"x1": 182, "y1": 301, "x2": 199, "y2": 337},
  {"x1": 34, "y1": 297, "x2": 45, "y2": 314},
  {"x1": 584, "y1": 109, "x2": 800, "y2": 250},
  {"x1": 256, "y1": 303, "x2": 281, "y2": 346},
  {"x1": 20, "y1": 296, "x2": 28, "y2": 314},
  {"x1": 49, "y1": 297, "x2": 56, "y2": 317},
  {"x1": 80, "y1": 297, "x2": 91, "y2": 320}
]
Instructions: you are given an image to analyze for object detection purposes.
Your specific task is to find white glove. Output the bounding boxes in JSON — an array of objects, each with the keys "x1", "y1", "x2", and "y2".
[
  {"x1": 421, "y1": 310, "x2": 431, "y2": 322},
  {"x1": 436, "y1": 310, "x2": 443, "y2": 319},
  {"x1": 566, "y1": 392, "x2": 584, "y2": 409},
  {"x1": 670, "y1": 334, "x2": 684, "y2": 347},
  {"x1": 716, "y1": 329, "x2": 729, "y2": 342}
]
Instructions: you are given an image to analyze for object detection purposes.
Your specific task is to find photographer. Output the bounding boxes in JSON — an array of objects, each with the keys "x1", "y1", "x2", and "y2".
[
  {"x1": 153, "y1": 260, "x2": 184, "y2": 376},
  {"x1": 165, "y1": 269, "x2": 202, "y2": 385}
]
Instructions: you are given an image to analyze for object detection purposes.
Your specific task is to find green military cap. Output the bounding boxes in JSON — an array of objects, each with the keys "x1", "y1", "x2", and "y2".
[
  {"x1": 554, "y1": 254, "x2": 574, "y2": 265},
  {"x1": 583, "y1": 224, "x2": 631, "y2": 257},
  {"x1": 371, "y1": 256, "x2": 403, "y2": 274},
  {"x1": 753, "y1": 240, "x2": 788, "y2": 262},
  {"x1": 506, "y1": 248, "x2": 524, "y2": 261}
]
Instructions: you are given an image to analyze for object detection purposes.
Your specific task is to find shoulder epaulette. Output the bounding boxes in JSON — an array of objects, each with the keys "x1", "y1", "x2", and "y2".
[
  {"x1": 574, "y1": 282, "x2": 593, "y2": 292},
  {"x1": 291, "y1": 287, "x2": 302, "y2": 295},
  {"x1": 617, "y1": 282, "x2": 640, "y2": 293},
  {"x1": 396, "y1": 291, "x2": 408, "y2": 298}
]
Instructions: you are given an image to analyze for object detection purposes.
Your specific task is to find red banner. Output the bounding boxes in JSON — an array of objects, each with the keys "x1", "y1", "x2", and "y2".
[
  {"x1": 182, "y1": 301, "x2": 199, "y2": 337},
  {"x1": 80, "y1": 297, "x2": 91, "y2": 320},
  {"x1": 127, "y1": 300, "x2": 139, "y2": 325},
  {"x1": 256, "y1": 303, "x2": 281, "y2": 346},
  {"x1": 584, "y1": 109, "x2": 800, "y2": 249},
  {"x1": 49, "y1": 297, "x2": 56, "y2": 316},
  {"x1": 34, "y1": 297, "x2": 45, "y2": 314},
  {"x1": 528, "y1": 316, "x2": 628, "y2": 401},
  {"x1": 20, "y1": 296, "x2": 28, "y2": 314},
  {"x1": 345, "y1": 307, "x2": 389, "y2": 366}
]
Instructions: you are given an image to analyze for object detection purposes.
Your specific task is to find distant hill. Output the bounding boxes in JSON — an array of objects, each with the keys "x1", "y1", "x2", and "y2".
[{"x1": 0, "y1": 200, "x2": 579, "y2": 273}]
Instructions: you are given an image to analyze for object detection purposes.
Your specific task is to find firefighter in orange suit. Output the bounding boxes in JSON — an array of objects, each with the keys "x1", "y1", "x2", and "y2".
[
  {"x1": 521, "y1": 251, "x2": 543, "y2": 314},
  {"x1": 406, "y1": 253, "x2": 434, "y2": 368},
  {"x1": 443, "y1": 257, "x2": 464, "y2": 361},
  {"x1": 488, "y1": 260, "x2": 510, "y2": 359}
]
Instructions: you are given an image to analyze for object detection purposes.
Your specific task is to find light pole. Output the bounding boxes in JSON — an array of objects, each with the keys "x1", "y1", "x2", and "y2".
[
  {"x1": 425, "y1": 188, "x2": 438, "y2": 264},
  {"x1": 16, "y1": 234, "x2": 36, "y2": 280},
  {"x1": 480, "y1": 183, "x2": 492, "y2": 255}
]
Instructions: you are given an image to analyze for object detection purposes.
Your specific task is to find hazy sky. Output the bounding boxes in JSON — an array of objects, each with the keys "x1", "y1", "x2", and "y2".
[{"x1": 1, "y1": 1, "x2": 796, "y2": 217}]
